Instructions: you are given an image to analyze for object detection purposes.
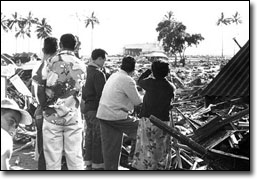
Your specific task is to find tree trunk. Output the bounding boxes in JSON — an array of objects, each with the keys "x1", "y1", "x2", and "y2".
[{"x1": 91, "y1": 28, "x2": 93, "y2": 52}]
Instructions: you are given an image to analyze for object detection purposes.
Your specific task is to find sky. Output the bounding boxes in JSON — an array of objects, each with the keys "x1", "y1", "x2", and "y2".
[{"x1": 1, "y1": 1, "x2": 249, "y2": 58}]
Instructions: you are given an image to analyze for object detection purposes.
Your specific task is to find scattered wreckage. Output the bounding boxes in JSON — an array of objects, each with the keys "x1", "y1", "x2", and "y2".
[{"x1": 2, "y1": 40, "x2": 249, "y2": 170}]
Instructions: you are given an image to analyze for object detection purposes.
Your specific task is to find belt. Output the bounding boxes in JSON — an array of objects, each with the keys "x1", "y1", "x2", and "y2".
[{"x1": 44, "y1": 116, "x2": 78, "y2": 126}]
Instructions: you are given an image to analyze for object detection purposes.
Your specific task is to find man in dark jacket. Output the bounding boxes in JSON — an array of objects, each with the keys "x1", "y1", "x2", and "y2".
[{"x1": 81, "y1": 49, "x2": 108, "y2": 170}]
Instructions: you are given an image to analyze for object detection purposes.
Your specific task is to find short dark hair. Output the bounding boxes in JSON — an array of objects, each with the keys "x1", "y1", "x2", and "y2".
[
  {"x1": 43, "y1": 37, "x2": 58, "y2": 55},
  {"x1": 121, "y1": 56, "x2": 136, "y2": 73},
  {"x1": 151, "y1": 59, "x2": 170, "y2": 79},
  {"x1": 91, "y1": 49, "x2": 108, "y2": 60},
  {"x1": 60, "y1": 33, "x2": 76, "y2": 50}
]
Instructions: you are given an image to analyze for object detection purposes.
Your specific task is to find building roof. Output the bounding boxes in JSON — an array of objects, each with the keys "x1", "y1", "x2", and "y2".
[
  {"x1": 124, "y1": 43, "x2": 163, "y2": 52},
  {"x1": 200, "y1": 40, "x2": 249, "y2": 98}
]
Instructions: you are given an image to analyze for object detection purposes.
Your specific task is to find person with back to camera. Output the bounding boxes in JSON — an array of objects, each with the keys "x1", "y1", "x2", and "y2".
[
  {"x1": 96, "y1": 56, "x2": 142, "y2": 170},
  {"x1": 35, "y1": 33, "x2": 86, "y2": 170},
  {"x1": 131, "y1": 59, "x2": 176, "y2": 170},
  {"x1": 81, "y1": 48, "x2": 108, "y2": 170},
  {"x1": 1, "y1": 98, "x2": 32, "y2": 170},
  {"x1": 32, "y1": 37, "x2": 58, "y2": 170}
]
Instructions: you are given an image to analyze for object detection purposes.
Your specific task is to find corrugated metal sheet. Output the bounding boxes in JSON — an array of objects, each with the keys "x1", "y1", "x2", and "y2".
[{"x1": 200, "y1": 40, "x2": 249, "y2": 98}]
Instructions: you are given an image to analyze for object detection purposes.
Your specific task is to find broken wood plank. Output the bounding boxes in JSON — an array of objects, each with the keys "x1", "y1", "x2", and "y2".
[
  {"x1": 190, "y1": 161, "x2": 198, "y2": 170},
  {"x1": 149, "y1": 115, "x2": 208, "y2": 156},
  {"x1": 175, "y1": 107, "x2": 200, "y2": 130},
  {"x1": 200, "y1": 130, "x2": 234, "y2": 149},
  {"x1": 209, "y1": 148, "x2": 249, "y2": 161},
  {"x1": 192, "y1": 108, "x2": 249, "y2": 142}
]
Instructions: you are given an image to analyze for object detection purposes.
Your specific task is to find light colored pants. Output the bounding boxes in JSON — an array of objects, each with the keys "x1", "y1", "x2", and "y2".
[{"x1": 43, "y1": 119, "x2": 84, "y2": 170}]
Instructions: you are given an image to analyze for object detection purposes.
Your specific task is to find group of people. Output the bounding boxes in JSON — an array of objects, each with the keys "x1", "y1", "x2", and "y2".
[{"x1": 1, "y1": 33, "x2": 176, "y2": 170}]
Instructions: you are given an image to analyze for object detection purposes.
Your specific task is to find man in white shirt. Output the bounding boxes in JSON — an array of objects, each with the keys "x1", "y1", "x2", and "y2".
[
  {"x1": 96, "y1": 56, "x2": 142, "y2": 170},
  {"x1": 1, "y1": 98, "x2": 32, "y2": 170}
]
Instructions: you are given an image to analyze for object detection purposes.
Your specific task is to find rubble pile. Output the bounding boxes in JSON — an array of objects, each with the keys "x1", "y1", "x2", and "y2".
[{"x1": 3, "y1": 53, "x2": 249, "y2": 170}]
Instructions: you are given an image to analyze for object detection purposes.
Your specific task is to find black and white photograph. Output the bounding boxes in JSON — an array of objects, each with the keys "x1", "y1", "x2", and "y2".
[{"x1": 1, "y1": 0, "x2": 254, "y2": 176}]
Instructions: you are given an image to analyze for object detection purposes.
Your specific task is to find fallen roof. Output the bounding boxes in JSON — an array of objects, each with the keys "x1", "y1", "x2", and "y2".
[{"x1": 200, "y1": 40, "x2": 249, "y2": 98}]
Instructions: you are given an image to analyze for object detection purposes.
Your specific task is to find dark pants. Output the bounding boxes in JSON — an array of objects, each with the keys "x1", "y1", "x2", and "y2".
[
  {"x1": 84, "y1": 111, "x2": 104, "y2": 169},
  {"x1": 99, "y1": 116, "x2": 139, "y2": 170},
  {"x1": 34, "y1": 106, "x2": 46, "y2": 170}
]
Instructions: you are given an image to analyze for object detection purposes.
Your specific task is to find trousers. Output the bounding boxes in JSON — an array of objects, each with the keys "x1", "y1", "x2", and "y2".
[
  {"x1": 43, "y1": 117, "x2": 84, "y2": 170},
  {"x1": 34, "y1": 106, "x2": 46, "y2": 170},
  {"x1": 84, "y1": 111, "x2": 104, "y2": 169},
  {"x1": 99, "y1": 116, "x2": 139, "y2": 170}
]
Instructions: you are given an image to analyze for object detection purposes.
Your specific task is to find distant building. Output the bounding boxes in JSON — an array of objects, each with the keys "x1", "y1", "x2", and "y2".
[{"x1": 123, "y1": 43, "x2": 163, "y2": 56}]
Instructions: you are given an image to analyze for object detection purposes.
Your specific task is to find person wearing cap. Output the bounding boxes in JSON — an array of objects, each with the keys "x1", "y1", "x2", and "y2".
[
  {"x1": 34, "y1": 33, "x2": 86, "y2": 170},
  {"x1": 96, "y1": 56, "x2": 142, "y2": 170},
  {"x1": 1, "y1": 98, "x2": 32, "y2": 170}
]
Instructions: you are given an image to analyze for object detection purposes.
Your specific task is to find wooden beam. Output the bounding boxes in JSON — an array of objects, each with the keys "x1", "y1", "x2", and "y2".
[
  {"x1": 149, "y1": 115, "x2": 208, "y2": 156},
  {"x1": 209, "y1": 148, "x2": 249, "y2": 161}
]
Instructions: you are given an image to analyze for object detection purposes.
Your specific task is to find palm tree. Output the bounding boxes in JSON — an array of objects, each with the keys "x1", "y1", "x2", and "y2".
[
  {"x1": 84, "y1": 11, "x2": 99, "y2": 52},
  {"x1": 217, "y1": 12, "x2": 226, "y2": 58},
  {"x1": 216, "y1": 12, "x2": 242, "y2": 58},
  {"x1": 22, "y1": 11, "x2": 39, "y2": 51},
  {"x1": 7, "y1": 12, "x2": 22, "y2": 52},
  {"x1": 1, "y1": 12, "x2": 9, "y2": 32},
  {"x1": 35, "y1": 18, "x2": 52, "y2": 48},
  {"x1": 15, "y1": 20, "x2": 30, "y2": 39},
  {"x1": 232, "y1": 12, "x2": 242, "y2": 25}
]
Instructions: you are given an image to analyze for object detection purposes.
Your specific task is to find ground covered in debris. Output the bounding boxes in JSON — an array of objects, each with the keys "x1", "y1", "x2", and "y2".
[
  {"x1": 6, "y1": 57, "x2": 249, "y2": 170},
  {"x1": 10, "y1": 142, "x2": 37, "y2": 170}
]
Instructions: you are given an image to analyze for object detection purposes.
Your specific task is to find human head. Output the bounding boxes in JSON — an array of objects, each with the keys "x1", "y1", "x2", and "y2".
[
  {"x1": 59, "y1": 33, "x2": 76, "y2": 51},
  {"x1": 1, "y1": 98, "x2": 32, "y2": 135},
  {"x1": 91, "y1": 48, "x2": 108, "y2": 68},
  {"x1": 121, "y1": 56, "x2": 136, "y2": 74},
  {"x1": 151, "y1": 59, "x2": 170, "y2": 79},
  {"x1": 42, "y1": 37, "x2": 58, "y2": 55}
]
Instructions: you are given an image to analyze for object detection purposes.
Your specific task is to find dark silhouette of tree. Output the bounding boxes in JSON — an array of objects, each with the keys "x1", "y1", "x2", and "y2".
[
  {"x1": 35, "y1": 18, "x2": 52, "y2": 40},
  {"x1": 156, "y1": 11, "x2": 204, "y2": 67}
]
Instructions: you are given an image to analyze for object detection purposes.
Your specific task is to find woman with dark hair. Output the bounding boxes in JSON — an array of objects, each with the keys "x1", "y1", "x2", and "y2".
[{"x1": 132, "y1": 59, "x2": 176, "y2": 170}]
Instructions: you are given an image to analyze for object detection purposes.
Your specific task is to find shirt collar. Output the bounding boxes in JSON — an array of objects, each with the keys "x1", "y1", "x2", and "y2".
[
  {"x1": 88, "y1": 61, "x2": 100, "y2": 69},
  {"x1": 58, "y1": 50, "x2": 75, "y2": 56},
  {"x1": 119, "y1": 69, "x2": 129, "y2": 75}
]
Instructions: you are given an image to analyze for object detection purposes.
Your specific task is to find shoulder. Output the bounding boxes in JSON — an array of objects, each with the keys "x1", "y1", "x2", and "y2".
[
  {"x1": 123, "y1": 75, "x2": 136, "y2": 87},
  {"x1": 93, "y1": 69, "x2": 106, "y2": 80}
]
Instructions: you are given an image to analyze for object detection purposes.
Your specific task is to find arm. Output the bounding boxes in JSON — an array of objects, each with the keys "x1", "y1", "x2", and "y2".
[
  {"x1": 137, "y1": 69, "x2": 152, "y2": 85},
  {"x1": 1, "y1": 150, "x2": 11, "y2": 170},
  {"x1": 124, "y1": 78, "x2": 142, "y2": 106},
  {"x1": 32, "y1": 62, "x2": 47, "y2": 107},
  {"x1": 37, "y1": 84, "x2": 47, "y2": 108},
  {"x1": 94, "y1": 71, "x2": 106, "y2": 102},
  {"x1": 138, "y1": 69, "x2": 152, "y2": 90}
]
